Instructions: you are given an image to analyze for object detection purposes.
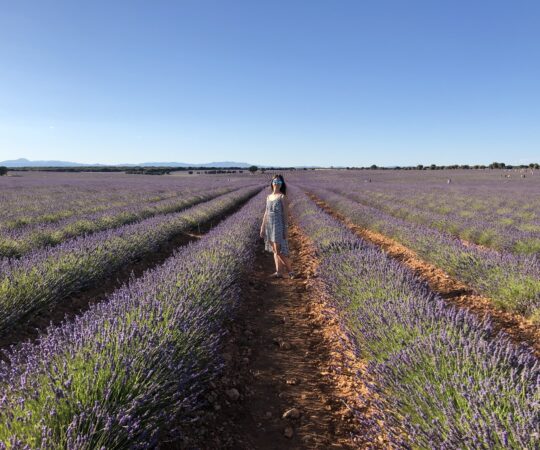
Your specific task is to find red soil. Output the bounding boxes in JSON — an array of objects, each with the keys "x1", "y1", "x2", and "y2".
[{"x1": 173, "y1": 223, "x2": 391, "y2": 449}]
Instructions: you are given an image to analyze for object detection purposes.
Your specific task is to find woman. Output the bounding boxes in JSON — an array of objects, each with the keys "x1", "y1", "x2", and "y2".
[{"x1": 260, "y1": 174, "x2": 295, "y2": 279}]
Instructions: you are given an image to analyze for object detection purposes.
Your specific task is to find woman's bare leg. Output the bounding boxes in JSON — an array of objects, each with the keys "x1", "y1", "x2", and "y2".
[
  {"x1": 273, "y1": 243, "x2": 291, "y2": 273},
  {"x1": 273, "y1": 251, "x2": 281, "y2": 273},
  {"x1": 271, "y1": 242, "x2": 283, "y2": 274},
  {"x1": 280, "y1": 254, "x2": 292, "y2": 273},
  {"x1": 270, "y1": 240, "x2": 292, "y2": 274},
  {"x1": 277, "y1": 253, "x2": 292, "y2": 273}
]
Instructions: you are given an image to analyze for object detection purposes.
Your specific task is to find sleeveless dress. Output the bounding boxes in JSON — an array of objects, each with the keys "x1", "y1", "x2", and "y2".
[{"x1": 264, "y1": 194, "x2": 289, "y2": 256}]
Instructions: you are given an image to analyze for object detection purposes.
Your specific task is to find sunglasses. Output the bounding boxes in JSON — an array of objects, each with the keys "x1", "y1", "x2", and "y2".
[{"x1": 272, "y1": 179, "x2": 283, "y2": 185}]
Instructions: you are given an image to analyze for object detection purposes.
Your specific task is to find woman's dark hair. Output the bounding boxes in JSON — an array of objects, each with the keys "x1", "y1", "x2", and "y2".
[{"x1": 270, "y1": 174, "x2": 287, "y2": 195}]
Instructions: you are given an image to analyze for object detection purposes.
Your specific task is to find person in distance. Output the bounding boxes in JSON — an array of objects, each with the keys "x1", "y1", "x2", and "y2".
[{"x1": 260, "y1": 174, "x2": 296, "y2": 279}]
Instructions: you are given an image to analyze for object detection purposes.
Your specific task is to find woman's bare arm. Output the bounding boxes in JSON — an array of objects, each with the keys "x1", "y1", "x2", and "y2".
[{"x1": 260, "y1": 200, "x2": 268, "y2": 236}]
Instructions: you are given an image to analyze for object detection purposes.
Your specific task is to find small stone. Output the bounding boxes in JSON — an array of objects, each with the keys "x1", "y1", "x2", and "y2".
[
  {"x1": 280, "y1": 341, "x2": 292, "y2": 350},
  {"x1": 214, "y1": 403, "x2": 221, "y2": 411},
  {"x1": 282, "y1": 408, "x2": 301, "y2": 420},
  {"x1": 284, "y1": 426, "x2": 294, "y2": 438},
  {"x1": 265, "y1": 411, "x2": 272, "y2": 418},
  {"x1": 225, "y1": 388, "x2": 240, "y2": 401},
  {"x1": 242, "y1": 357, "x2": 250, "y2": 364},
  {"x1": 285, "y1": 378, "x2": 299, "y2": 385}
]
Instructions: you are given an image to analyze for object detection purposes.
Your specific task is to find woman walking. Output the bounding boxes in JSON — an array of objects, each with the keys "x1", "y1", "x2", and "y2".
[{"x1": 260, "y1": 174, "x2": 295, "y2": 279}]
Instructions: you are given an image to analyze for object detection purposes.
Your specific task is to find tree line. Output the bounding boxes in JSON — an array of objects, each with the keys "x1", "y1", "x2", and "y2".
[{"x1": 1, "y1": 162, "x2": 539, "y2": 176}]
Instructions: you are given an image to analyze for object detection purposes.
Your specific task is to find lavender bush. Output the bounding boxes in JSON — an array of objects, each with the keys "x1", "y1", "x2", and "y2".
[
  {"x1": 0, "y1": 171, "x2": 261, "y2": 256},
  {"x1": 299, "y1": 185, "x2": 540, "y2": 321},
  {"x1": 0, "y1": 186, "x2": 261, "y2": 336},
  {"x1": 0, "y1": 190, "x2": 265, "y2": 448},
  {"x1": 0, "y1": 185, "x2": 243, "y2": 258},
  {"x1": 288, "y1": 169, "x2": 540, "y2": 256},
  {"x1": 290, "y1": 186, "x2": 540, "y2": 449},
  {"x1": 0, "y1": 172, "x2": 230, "y2": 230}
]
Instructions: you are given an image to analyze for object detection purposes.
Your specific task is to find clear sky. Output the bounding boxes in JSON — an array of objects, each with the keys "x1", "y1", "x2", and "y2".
[{"x1": 1, "y1": 0, "x2": 539, "y2": 166}]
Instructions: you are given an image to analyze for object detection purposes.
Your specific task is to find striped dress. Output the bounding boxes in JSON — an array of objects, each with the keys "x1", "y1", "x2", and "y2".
[{"x1": 264, "y1": 193, "x2": 289, "y2": 256}]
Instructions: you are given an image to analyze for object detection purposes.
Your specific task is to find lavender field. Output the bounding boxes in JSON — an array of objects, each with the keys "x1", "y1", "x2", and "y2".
[
  {"x1": 291, "y1": 170, "x2": 540, "y2": 321},
  {"x1": 0, "y1": 170, "x2": 538, "y2": 449}
]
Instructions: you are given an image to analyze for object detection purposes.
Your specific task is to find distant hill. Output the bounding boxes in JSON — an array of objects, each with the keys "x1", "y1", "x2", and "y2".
[
  {"x1": 0, "y1": 158, "x2": 254, "y2": 168},
  {"x1": 0, "y1": 158, "x2": 88, "y2": 167}
]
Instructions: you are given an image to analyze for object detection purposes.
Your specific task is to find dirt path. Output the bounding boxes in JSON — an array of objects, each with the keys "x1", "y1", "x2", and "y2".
[
  {"x1": 0, "y1": 196, "x2": 253, "y2": 357},
  {"x1": 306, "y1": 192, "x2": 540, "y2": 358},
  {"x1": 174, "y1": 223, "x2": 388, "y2": 449}
]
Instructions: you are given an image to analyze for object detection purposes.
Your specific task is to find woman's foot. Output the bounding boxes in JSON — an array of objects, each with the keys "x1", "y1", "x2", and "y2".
[{"x1": 270, "y1": 271, "x2": 283, "y2": 278}]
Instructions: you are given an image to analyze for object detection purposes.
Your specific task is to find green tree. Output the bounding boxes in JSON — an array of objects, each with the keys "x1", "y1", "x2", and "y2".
[
  {"x1": 248, "y1": 165, "x2": 258, "y2": 174},
  {"x1": 0, "y1": 166, "x2": 8, "y2": 176}
]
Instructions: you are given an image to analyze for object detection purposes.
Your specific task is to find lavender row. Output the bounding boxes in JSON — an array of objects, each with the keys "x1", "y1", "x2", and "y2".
[
  {"x1": 0, "y1": 190, "x2": 265, "y2": 448},
  {"x1": 287, "y1": 169, "x2": 540, "y2": 256},
  {"x1": 299, "y1": 185, "x2": 540, "y2": 321},
  {"x1": 290, "y1": 186, "x2": 540, "y2": 449},
  {"x1": 349, "y1": 188, "x2": 540, "y2": 256},
  {"x1": 0, "y1": 176, "x2": 179, "y2": 229},
  {"x1": 0, "y1": 186, "x2": 261, "y2": 336},
  {"x1": 0, "y1": 172, "x2": 249, "y2": 231},
  {"x1": 320, "y1": 178, "x2": 540, "y2": 256},
  {"x1": 0, "y1": 185, "x2": 242, "y2": 258}
]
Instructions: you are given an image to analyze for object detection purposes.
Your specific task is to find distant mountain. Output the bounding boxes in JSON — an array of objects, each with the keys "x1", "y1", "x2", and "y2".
[
  {"x1": 0, "y1": 158, "x2": 254, "y2": 168},
  {"x1": 0, "y1": 158, "x2": 88, "y2": 167}
]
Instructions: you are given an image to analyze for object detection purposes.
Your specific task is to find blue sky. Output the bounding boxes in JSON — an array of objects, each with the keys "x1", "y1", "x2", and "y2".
[{"x1": 1, "y1": 0, "x2": 539, "y2": 166}]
